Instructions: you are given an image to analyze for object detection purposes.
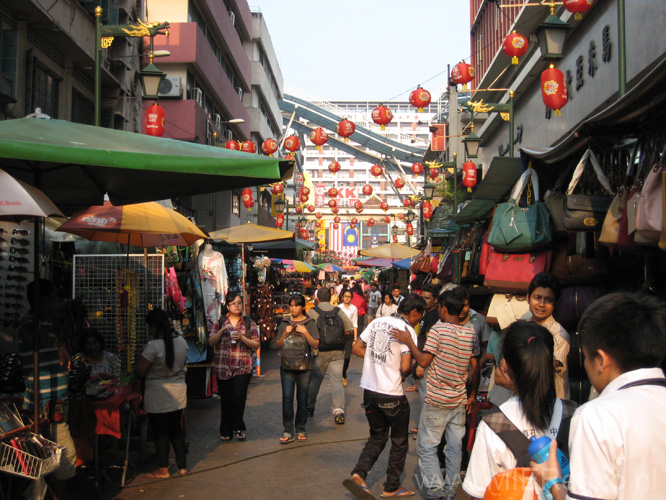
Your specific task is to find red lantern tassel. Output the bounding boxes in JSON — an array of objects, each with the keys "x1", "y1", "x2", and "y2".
[
  {"x1": 418, "y1": 107, "x2": 424, "y2": 112},
  {"x1": 575, "y1": 13, "x2": 582, "y2": 20},
  {"x1": 554, "y1": 109, "x2": 562, "y2": 117},
  {"x1": 380, "y1": 125, "x2": 386, "y2": 130},
  {"x1": 512, "y1": 56, "x2": 519, "y2": 65}
]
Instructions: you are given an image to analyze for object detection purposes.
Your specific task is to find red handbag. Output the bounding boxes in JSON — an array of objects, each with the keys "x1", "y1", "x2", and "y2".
[{"x1": 483, "y1": 249, "x2": 553, "y2": 293}]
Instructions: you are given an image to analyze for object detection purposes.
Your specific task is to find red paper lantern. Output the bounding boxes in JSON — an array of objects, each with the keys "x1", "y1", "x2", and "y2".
[
  {"x1": 350, "y1": 223, "x2": 356, "y2": 229},
  {"x1": 381, "y1": 201, "x2": 389, "y2": 211},
  {"x1": 462, "y1": 161, "x2": 477, "y2": 190},
  {"x1": 429, "y1": 168, "x2": 439, "y2": 180},
  {"x1": 301, "y1": 187, "x2": 310, "y2": 196},
  {"x1": 356, "y1": 207, "x2": 363, "y2": 214},
  {"x1": 392, "y1": 234, "x2": 398, "y2": 243},
  {"x1": 262, "y1": 138, "x2": 279, "y2": 156},
  {"x1": 406, "y1": 223, "x2": 414, "y2": 236},
  {"x1": 370, "y1": 164, "x2": 383, "y2": 177},
  {"x1": 403, "y1": 198, "x2": 413, "y2": 207},
  {"x1": 328, "y1": 161, "x2": 341, "y2": 173},
  {"x1": 422, "y1": 201, "x2": 433, "y2": 220},
  {"x1": 300, "y1": 193, "x2": 309, "y2": 203},
  {"x1": 225, "y1": 140, "x2": 240, "y2": 150},
  {"x1": 503, "y1": 32, "x2": 529, "y2": 65},
  {"x1": 362, "y1": 184, "x2": 373, "y2": 196},
  {"x1": 309, "y1": 127, "x2": 329, "y2": 150},
  {"x1": 354, "y1": 201, "x2": 363, "y2": 211},
  {"x1": 241, "y1": 141, "x2": 256, "y2": 153},
  {"x1": 398, "y1": 213, "x2": 405, "y2": 220},
  {"x1": 295, "y1": 206, "x2": 303, "y2": 215},
  {"x1": 145, "y1": 103, "x2": 165, "y2": 136},
  {"x1": 328, "y1": 187, "x2": 338, "y2": 197},
  {"x1": 333, "y1": 223, "x2": 339, "y2": 229},
  {"x1": 409, "y1": 86, "x2": 432, "y2": 112},
  {"x1": 541, "y1": 64, "x2": 568, "y2": 117},
  {"x1": 276, "y1": 213, "x2": 285, "y2": 228},
  {"x1": 383, "y1": 216, "x2": 391, "y2": 223},
  {"x1": 351, "y1": 217, "x2": 358, "y2": 225},
  {"x1": 563, "y1": 0, "x2": 593, "y2": 20},
  {"x1": 315, "y1": 212, "x2": 322, "y2": 219},
  {"x1": 371, "y1": 105, "x2": 393, "y2": 130},
  {"x1": 243, "y1": 197, "x2": 254, "y2": 209},
  {"x1": 315, "y1": 221, "x2": 321, "y2": 228},
  {"x1": 331, "y1": 206, "x2": 339, "y2": 214},
  {"x1": 336, "y1": 119, "x2": 355, "y2": 142},
  {"x1": 284, "y1": 135, "x2": 301, "y2": 153},
  {"x1": 307, "y1": 205, "x2": 315, "y2": 213},
  {"x1": 334, "y1": 216, "x2": 341, "y2": 224},
  {"x1": 394, "y1": 178, "x2": 405, "y2": 189},
  {"x1": 367, "y1": 217, "x2": 375, "y2": 227},
  {"x1": 328, "y1": 199, "x2": 337, "y2": 208},
  {"x1": 451, "y1": 61, "x2": 475, "y2": 89},
  {"x1": 242, "y1": 187, "x2": 252, "y2": 197},
  {"x1": 271, "y1": 183, "x2": 284, "y2": 195},
  {"x1": 411, "y1": 162, "x2": 424, "y2": 175},
  {"x1": 300, "y1": 228, "x2": 309, "y2": 239}
]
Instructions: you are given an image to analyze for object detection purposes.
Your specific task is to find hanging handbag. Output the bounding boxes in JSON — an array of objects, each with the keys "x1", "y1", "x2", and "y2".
[
  {"x1": 487, "y1": 169, "x2": 553, "y2": 253},
  {"x1": 550, "y1": 234, "x2": 607, "y2": 286},
  {"x1": 636, "y1": 163, "x2": 665, "y2": 244},
  {"x1": 563, "y1": 149, "x2": 614, "y2": 232},
  {"x1": 483, "y1": 247, "x2": 553, "y2": 293},
  {"x1": 659, "y1": 171, "x2": 666, "y2": 251},
  {"x1": 410, "y1": 240, "x2": 432, "y2": 273},
  {"x1": 599, "y1": 186, "x2": 627, "y2": 246}
]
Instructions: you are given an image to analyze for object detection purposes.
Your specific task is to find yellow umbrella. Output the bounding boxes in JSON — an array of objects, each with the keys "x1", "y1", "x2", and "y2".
[
  {"x1": 209, "y1": 222, "x2": 294, "y2": 243},
  {"x1": 359, "y1": 242, "x2": 420, "y2": 260}
]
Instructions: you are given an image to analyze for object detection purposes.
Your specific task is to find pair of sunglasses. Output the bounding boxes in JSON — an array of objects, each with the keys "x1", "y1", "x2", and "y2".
[
  {"x1": 11, "y1": 238, "x2": 29, "y2": 247},
  {"x1": 9, "y1": 247, "x2": 29, "y2": 255},
  {"x1": 0, "y1": 229, "x2": 30, "y2": 236}
]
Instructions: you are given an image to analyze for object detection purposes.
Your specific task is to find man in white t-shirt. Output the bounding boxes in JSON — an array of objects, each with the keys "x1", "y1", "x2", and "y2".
[
  {"x1": 366, "y1": 283, "x2": 382, "y2": 319},
  {"x1": 343, "y1": 294, "x2": 426, "y2": 500}
]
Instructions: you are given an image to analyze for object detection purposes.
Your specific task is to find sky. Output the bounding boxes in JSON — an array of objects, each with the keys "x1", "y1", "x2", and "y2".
[{"x1": 251, "y1": 0, "x2": 472, "y2": 102}]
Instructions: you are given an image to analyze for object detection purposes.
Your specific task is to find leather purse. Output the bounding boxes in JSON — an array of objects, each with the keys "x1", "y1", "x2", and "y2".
[
  {"x1": 636, "y1": 163, "x2": 665, "y2": 245},
  {"x1": 487, "y1": 169, "x2": 553, "y2": 253},
  {"x1": 660, "y1": 171, "x2": 666, "y2": 251},
  {"x1": 563, "y1": 149, "x2": 614, "y2": 232},
  {"x1": 483, "y1": 248, "x2": 553, "y2": 293},
  {"x1": 550, "y1": 235, "x2": 607, "y2": 286},
  {"x1": 410, "y1": 240, "x2": 432, "y2": 273},
  {"x1": 599, "y1": 186, "x2": 627, "y2": 246}
]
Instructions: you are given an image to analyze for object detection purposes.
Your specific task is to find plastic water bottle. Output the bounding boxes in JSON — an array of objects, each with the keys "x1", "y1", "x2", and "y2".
[{"x1": 528, "y1": 435, "x2": 570, "y2": 478}]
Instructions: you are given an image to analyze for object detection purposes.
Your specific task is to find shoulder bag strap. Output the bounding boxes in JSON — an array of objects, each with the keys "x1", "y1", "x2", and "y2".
[
  {"x1": 483, "y1": 407, "x2": 532, "y2": 466},
  {"x1": 566, "y1": 149, "x2": 614, "y2": 196},
  {"x1": 509, "y1": 168, "x2": 541, "y2": 204}
]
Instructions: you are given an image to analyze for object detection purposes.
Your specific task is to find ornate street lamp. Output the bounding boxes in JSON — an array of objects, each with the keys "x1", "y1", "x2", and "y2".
[
  {"x1": 139, "y1": 52, "x2": 166, "y2": 99},
  {"x1": 463, "y1": 121, "x2": 482, "y2": 158},
  {"x1": 423, "y1": 182, "x2": 436, "y2": 199},
  {"x1": 405, "y1": 210, "x2": 416, "y2": 224},
  {"x1": 274, "y1": 197, "x2": 286, "y2": 214},
  {"x1": 535, "y1": 2, "x2": 570, "y2": 60}
]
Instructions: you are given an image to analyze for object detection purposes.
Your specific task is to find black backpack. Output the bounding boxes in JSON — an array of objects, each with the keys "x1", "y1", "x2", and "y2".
[{"x1": 314, "y1": 306, "x2": 346, "y2": 351}]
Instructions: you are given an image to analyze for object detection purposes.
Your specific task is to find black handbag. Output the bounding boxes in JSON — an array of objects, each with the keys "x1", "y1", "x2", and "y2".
[{"x1": 563, "y1": 149, "x2": 614, "y2": 232}]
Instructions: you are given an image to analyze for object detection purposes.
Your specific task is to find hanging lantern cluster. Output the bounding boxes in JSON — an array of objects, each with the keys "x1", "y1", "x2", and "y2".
[
  {"x1": 333, "y1": 222, "x2": 339, "y2": 230},
  {"x1": 354, "y1": 201, "x2": 364, "y2": 214},
  {"x1": 362, "y1": 184, "x2": 373, "y2": 196},
  {"x1": 284, "y1": 135, "x2": 301, "y2": 157},
  {"x1": 336, "y1": 119, "x2": 355, "y2": 142},
  {"x1": 300, "y1": 192, "x2": 309, "y2": 203},
  {"x1": 394, "y1": 178, "x2": 405, "y2": 189},
  {"x1": 462, "y1": 161, "x2": 478, "y2": 191},
  {"x1": 380, "y1": 201, "x2": 389, "y2": 212},
  {"x1": 334, "y1": 215, "x2": 341, "y2": 224},
  {"x1": 275, "y1": 213, "x2": 285, "y2": 228},
  {"x1": 331, "y1": 206, "x2": 339, "y2": 214},
  {"x1": 422, "y1": 200, "x2": 433, "y2": 220},
  {"x1": 541, "y1": 64, "x2": 568, "y2": 116},
  {"x1": 241, "y1": 141, "x2": 256, "y2": 153},
  {"x1": 242, "y1": 187, "x2": 254, "y2": 209},
  {"x1": 145, "y1": 103, "x2": 165, "y2": 137},
  {"x1": 370, "y1": 164, "x2": 383, "y2": 177},
  {"x1": 371, "y1": 104, "x2": 393, "y2": 130},
  {"x1": 451, "y1": 61, "x2": 475, "y2": 89},
  {"x1": 262, "y1": 138, "x2": 279, "y2": 156},
  {"x1": 409, "y1": 86, "x2": 432, "y2": 112},
  {"x1": 411, "y1": 162, "x2": 424, "y2": 175},
  {"x1": 309, "y1": 127, "x2": 329, "y2": 150},
  {"x1": 226, "y1": 140, "x2": 240, "y2": 150},
  {"x1": 328, "y1": 161, "x2": 341, "y2": 173},
  {"x1": 502, "y1": 31, "x2": 529, "y2": 65},
  {"x1": 563, "y1": 0, "x2": 593, "y2": 20}
]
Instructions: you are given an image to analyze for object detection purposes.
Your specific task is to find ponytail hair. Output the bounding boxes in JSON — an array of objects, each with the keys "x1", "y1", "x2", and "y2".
[
  {"x1": 146, "y1": 308, "x2": 175, "y2": 369},
  {"x1": 501, "y1": 321, "x2": 556, "y2": 430}
]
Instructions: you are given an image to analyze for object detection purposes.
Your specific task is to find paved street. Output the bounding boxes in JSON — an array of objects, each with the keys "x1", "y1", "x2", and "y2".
[{"x1": 66, "y1": 348, "x2": 471, "y2": 500}]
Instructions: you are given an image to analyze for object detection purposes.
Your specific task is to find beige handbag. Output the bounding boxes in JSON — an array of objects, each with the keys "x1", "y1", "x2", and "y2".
[
  {"x1": 659, "y1": 171, "x2": 666, "y2": 251},
  {"x1": 599, "y1": 186, "x2": 627, "y2": 246}
]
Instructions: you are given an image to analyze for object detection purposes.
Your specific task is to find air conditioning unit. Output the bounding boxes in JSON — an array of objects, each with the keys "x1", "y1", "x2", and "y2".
[
  {"x1": 158, "y1": 76, "x2": 183, "y2": 98},
  {"x1": 225, "y1": 130, "x2": 233, "y2": 141},
  {"x1": 236, "y1": 87, "x2": 243, "y2": 100},
  {"x1": 229, "y1": 11, "x2": 236, "y2": 26},
  {"x1": 191, "y1": 87, "x2": 203, "y2": 106},
  {"x1": 214, "y1": 113, "x2": 222, "y2": 128}
]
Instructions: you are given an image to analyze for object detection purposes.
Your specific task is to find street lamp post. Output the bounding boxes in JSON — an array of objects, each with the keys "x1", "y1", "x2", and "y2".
[{"x1": 464, "y1": 91, "x2": 515, "y2": 157}]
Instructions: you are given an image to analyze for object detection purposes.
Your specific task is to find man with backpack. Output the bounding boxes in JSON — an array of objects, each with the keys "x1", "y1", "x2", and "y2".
[{"x1": 307, "y1": 287, "x2": 354, "y2": 424}]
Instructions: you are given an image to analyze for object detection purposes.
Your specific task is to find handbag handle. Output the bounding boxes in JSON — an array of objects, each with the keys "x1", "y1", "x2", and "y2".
[
  {"x1": 566, "y1": 149, "x2": 614, "y2": 196},
  {"x1": 509, "y1": 168, "x2": 541, "y2": 203}
]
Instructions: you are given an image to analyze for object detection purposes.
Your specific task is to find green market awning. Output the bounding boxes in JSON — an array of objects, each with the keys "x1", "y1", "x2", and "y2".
[{"x1": 0, "y1": 117, "x2": 293, "y2": 211}]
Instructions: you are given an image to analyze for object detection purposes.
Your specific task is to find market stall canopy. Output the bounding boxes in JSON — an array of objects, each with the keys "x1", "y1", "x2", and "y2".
[
  {"x1": 252, "y1": 238, "x2": 315, "y2": 250},
  {"x1": 393, "y1": 257, "x2": 412, "y2": 270},
  {"x1": 209, "y1": 222, "x2": 294, "y2": 244},
  {"x1": 272, "y1": 258, "x2": 315, "y2": 272},
  {"x1": 317, "y1": 263, "x2": 343, "y2": 272},
  {"x1": 0, "y1": 116, "x2": 293, "y2": 212},
  {"x1": 56, "y1": 201, "x2": 207, "y2": 247},
  {"x1": 359, "y1": 243, "x2": 419, "y2": 260},
  {"x1": 0, "y1": 168, "x2": 64, "y2": 222},
  {"x1": 356, "y1": 257, "x2": 394, "y2": 268}
]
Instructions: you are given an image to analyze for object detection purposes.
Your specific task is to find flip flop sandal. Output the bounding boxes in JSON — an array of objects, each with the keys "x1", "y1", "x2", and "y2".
[
  {"x1": 219, "y1": 435, "x2": 232, "y2": 441},
  {"x1": 279, "y1": 434, "x2": 295, "y2": 444},
  {"x1": 235, "y1": 430, "x2": 246, "y2": 441},
  {"x1": 296, "y1": 434, "x2": 307, "y2": 441},
  {"x1": 379, "y1": 488, "x2": 415, "y2": 498},
  {"x1": 405, "y1": 386, "x2": 418, "y2": 392},
  {"x1": 343, "y1": 479, "x2": 376, "y2": 500}
]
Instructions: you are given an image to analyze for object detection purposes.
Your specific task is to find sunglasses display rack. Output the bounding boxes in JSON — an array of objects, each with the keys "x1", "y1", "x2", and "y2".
[{"x1": 0, "y1": 224, "x2": 33, "y2": 334}]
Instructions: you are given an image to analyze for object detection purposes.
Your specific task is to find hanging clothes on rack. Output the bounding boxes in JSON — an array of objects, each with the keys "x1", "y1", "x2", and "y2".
[{"x1": 198, "y1": 243, "x2": 229, "y2": 335}]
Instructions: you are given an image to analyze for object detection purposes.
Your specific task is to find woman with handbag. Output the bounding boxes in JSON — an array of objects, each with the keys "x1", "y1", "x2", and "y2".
[{"x1": 276, "y1": 294, "x2": 319, "y2": 444}]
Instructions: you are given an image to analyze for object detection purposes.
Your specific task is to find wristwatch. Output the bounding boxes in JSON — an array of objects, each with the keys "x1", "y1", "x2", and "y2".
[{"x1": 543, "y1": 477, "x2": 565, "y2": 500}]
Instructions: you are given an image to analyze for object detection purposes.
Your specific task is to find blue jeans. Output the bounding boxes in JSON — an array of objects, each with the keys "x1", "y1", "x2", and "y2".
[
  {"x1": 281, "y1": 367, "x2": 312, "y2": 436},
  {"x1": 416, "y1": 403, "x2": 466, "y2": 499},
  {"x1": 307, "y1": 350, "x2": 345, "y2": 415}
]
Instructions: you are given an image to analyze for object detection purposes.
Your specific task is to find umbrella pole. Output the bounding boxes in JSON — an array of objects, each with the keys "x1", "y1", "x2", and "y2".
[{"x1": 32, "y1": 217, "x2": 41, "y2": 433}]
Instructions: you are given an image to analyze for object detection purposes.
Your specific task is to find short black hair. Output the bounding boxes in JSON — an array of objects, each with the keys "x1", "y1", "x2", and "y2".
[
  {"x1": 398, "y1": 293, "x2": 426, "y2": 316},
  {"x1": 437, "y1": 289, "x2": 465, "y2": 316},
  {"x1": 528, "y1": 272, "x2": 561, "y2": 300},
  {"x1": 392, "y1": 284, "x2": 402, "y2": 291},
  {"x1": 341, "y1": 289, "x2": 353, "y2": 298},
  {"x1": 579, "y1": 292, "x2": 666, "y2": 372},
  {"x1": 318, "y1": 287, "x2": 331, "y2": 302},
  {"x1": 289, "y1": 294, "x2": 306, "y2": 308},
  {"x1": 79, "y1": 327, "x2": 106, "y2": 353},
  {"x1": 421, "y1": 284, "x2": 441, "y2": 297},
  {"x1": 453, "y1": 285, "x2": 471, "y2": 301},
  {"x1": 382, "y1": 292, "x2": 395, "y2": 304}
]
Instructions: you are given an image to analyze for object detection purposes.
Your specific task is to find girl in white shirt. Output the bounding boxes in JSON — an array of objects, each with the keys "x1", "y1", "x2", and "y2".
[{"x1": 375, "y1": 293, "x2": 398, "y2": 318}]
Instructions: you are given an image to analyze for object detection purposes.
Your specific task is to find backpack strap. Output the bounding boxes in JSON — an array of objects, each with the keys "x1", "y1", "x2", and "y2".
[
  {"x1": 482, "y1": 407, "x2": 532, "y2": 467},
  {"x1": 554, "y1": 399, "x2": 578, "y2": 457}
]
